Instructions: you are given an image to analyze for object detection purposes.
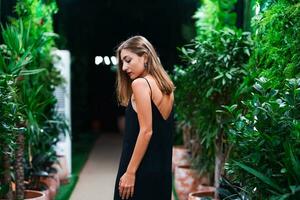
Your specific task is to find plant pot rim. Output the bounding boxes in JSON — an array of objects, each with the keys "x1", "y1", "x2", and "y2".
[
  {"x1": 177, "y1": 164, "x2": 192, "y2": 169},
  {"x1": 25, "y1": 189, "x2": 45, "y2": 199},
  {"x1": 189, "y1": 187, "x2": 215, "y2": 199},
  {"x1": 193, "y1": 186, "x2": 215, "y2": 191}
]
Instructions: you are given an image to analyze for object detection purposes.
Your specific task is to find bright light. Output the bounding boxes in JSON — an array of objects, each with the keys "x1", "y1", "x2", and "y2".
[
  {"x1": 111, "y1": 56, "x2": 117, "y2": 65},
  {"x1": 95, "y1": 56, "x2": 103, "y2": 65},
  {"x1": 104, "y1": 56, "x2": 110, "y2": 65}
]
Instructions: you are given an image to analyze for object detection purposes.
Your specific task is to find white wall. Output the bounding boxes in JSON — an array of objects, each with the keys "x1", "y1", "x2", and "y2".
[{"x1": 53, "y1": 49, "x2": 72, "y2": 176}]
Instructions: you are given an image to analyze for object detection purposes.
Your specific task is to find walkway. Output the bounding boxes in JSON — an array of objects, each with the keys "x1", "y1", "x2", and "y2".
[
  {"x1": 70, "y1": 132, "x2": 122, "y2": 200},
  {"x1": 70, "y1": 132, "x2": 175, "y2": 200}
]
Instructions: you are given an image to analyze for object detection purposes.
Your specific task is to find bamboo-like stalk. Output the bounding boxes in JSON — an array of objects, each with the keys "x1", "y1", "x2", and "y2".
[
  {"x1": 2, "y1": 143, "x2": 13, "y2": 200},
  {"x1": 14, "y1": 132, "x2": 25, "y2": 200}
]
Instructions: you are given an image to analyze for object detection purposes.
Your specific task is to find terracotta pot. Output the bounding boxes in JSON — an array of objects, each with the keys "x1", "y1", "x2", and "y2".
[
  {"x1": 172, "y1": 146, "x2": 190, "y2": 173},
  {"x1": 175, "y1": 165, "x2": 211, "y2": 200},
  {"x1": 174, "y1": 165, "x2": 200, "y2": 200},
  {"x1": 27, "y1": 185, "x2": 50, "y2": 200},
  {"x1": 40, "y1": 176, "x2": 57, "y2": 200},
  {"x1": 24, "y1": 190, "x2": 46, "y2": 200},
  {"x1": 25, "y1": 180, "x2": 50, "y2": 200},
  {"x1": 188, "y1": 186, "x2": 215, "y2": 200},
  {"x1": 1, "y1": 185, "x2": 47, "y2": 200}
]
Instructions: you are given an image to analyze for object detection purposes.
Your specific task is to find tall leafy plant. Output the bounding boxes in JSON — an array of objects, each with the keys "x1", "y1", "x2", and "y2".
[
  {"x1": 14, "y1": 0, "x2": 66, "y2": 190},
  {"x1": 174, "y1": 0, "x2": 240, "y2": 159},
  {"x1": 173, "y1": 1, "x2": 254, "y2": 198},
  {"x1": 174, "y1": 28, "x2": 252, "y2": 192},
  {"x1": 0, "y1": 0, "x2": 65, "y2": 199},
  {"x1": 0, "y1": 19, "x2": 46, "y2": 199},
  {"x1": 226, "y1": 0, "x2": 300, "y2": 199}
]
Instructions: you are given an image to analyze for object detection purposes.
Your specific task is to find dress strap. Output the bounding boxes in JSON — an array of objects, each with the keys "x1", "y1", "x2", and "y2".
[{"x1": 142, "y1": 77, "x2": 152, "y2": 99}]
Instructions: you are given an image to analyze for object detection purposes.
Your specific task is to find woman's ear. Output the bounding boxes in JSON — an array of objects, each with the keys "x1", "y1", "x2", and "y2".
[{"x1": 143, "y1": 53, "x2": 148, "y2": 64}]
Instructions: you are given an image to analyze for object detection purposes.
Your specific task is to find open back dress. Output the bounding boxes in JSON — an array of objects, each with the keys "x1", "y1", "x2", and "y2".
[{"x1": 114, "y1": 77, "x2": 174, "y2": 200}]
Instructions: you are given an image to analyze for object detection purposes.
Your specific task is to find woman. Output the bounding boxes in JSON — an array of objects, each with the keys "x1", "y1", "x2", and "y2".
[{"x1": 114, "y1": 35, "x2": 175, "y2": 200}]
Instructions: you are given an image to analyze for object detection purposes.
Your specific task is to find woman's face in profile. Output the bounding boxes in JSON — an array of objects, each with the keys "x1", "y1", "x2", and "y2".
[{"x1": 120, "y1": 49, "x2": 147, "y2": 79}]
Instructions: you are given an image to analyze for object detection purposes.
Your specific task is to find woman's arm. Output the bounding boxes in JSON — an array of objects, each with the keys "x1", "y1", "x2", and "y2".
[
  {"x1": 119, "y1": 78, "x2": 153, "y2": 199},
  {"x1": 126, "y1": 78, "x2": 153, "y2": 173}
]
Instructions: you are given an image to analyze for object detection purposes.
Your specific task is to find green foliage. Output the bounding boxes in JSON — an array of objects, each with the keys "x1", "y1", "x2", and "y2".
[
  {"x1": 29, "y1": 112, "x2": 69, "y2": 175},
  {"x1": 0, "y1": 1, "x2": 67, "y2": 198},
  {"x1": 13, "y1": 0, "x2": 62, "y2": 87},
  {"x1": 0, "y1": 18, "x2": 55, "y2": 141},
  {"x1": 193, "y1": 0, "x2": 237, "y2": 40},
  {"x1": 0, "y1": 19, "x2": 46, "y2": 154},
  {"x1": 173, "y1": 28, "x2": 253, "y2": 174},
  {"x1": 10, "y1": 0, "x2": 68, "y2": 180},
  {"x1": 225, "y1": 1, "x2": 300, "y2": 199},
  {"x1": 0, "y1": 74, "x2": 21, "y2": 155},
  {"x1": 228, "y1": 78, "x2": 300, "y2": 199},
  {"x1": 0, "y1": 20, "x2": 46, "y2": 76},
  {"x1": 218, "y1": 177, "x2": 250, "y2": 200},
  {"x1": 174, "y1": 0, "x2": 300, "y2": 197},
  {"x1": 242, "y1": 1, "x2": 300, "y2": 92}
]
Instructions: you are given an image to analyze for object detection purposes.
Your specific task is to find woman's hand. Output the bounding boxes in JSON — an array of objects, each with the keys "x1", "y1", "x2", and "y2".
[{"x1": 119, "y1": 171, "x2": 135, "y2": 199}]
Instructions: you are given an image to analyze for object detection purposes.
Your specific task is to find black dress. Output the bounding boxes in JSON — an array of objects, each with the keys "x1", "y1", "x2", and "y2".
[{"x1": 114, "y1": 78, "x2": 174, "y2": 200}]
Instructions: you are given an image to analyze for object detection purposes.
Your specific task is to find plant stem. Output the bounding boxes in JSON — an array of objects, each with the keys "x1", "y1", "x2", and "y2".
[
  {"x1": 183, "y1": 123, "x2": 191, "y2": 149},
  {"x1": 2, "y1": 143, "x2": 13, "y2": 200},
  {"x1": 214, "y1": 129, "x2": 226, "y2": 200},
  {"x1": 15, "y1": 133, "x2": 25, "y2": 200}
]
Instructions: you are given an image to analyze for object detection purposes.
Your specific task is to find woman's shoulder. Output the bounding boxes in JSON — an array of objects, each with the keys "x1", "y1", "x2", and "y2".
[
  {"x1": 131, "y1": 77, "x2": 149, "y2": 89},
  {"x1": 131, "y1": 78, "x2": 152, "y2": 101}
]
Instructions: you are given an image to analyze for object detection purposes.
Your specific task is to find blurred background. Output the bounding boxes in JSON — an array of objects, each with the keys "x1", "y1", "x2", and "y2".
[{"x1": 0, "y1": 0, "x2": 200, "y2": 134}]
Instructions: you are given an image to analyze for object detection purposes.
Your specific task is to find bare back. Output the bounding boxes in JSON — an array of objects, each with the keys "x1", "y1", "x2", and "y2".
[{"x1": 131, "y1": 76, "x2": 174, "y2": 120}]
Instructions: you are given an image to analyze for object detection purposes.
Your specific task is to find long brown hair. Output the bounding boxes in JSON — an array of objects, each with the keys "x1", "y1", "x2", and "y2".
[{"x1": 116, "y1": 35, "x2": 175, "y2": 106}]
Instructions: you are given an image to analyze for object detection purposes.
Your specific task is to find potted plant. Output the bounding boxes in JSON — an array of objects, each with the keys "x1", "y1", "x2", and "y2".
[
  {"x1": 0, "y1": 1, "x2": 63, "y2": 195},
  {"x1": 174, "y1": 25, "x2": 252, "y2": 199}
]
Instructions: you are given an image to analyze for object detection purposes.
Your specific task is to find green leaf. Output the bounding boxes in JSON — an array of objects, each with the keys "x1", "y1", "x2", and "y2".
[
  {"x1": 20, "y1": 68, "x2": 46, "y2": 76},
  {"x1": 222, "y1": 78, "x2": 226, "y2": 85},
  {"x1": 284, "y1": 143, "x2": 300, "y2": 181},
  {"x1": 289, "y1": 185, "x2": 300, "y2": 194},
  {"x1": 206, "y1": 87, "x2": 214, "y2": 98},
  {"x1": 234, "y1": 161, "x2": 282, "y2": 192},
  {"x1": 225, "y1": 73, "x2": 232, "y2": 79},
  {"x1": 181, "y1": 47, "x2": 188, "y2": 56},
  {"x1": 214, "y1": 74, "x2": 224, "y2": 80},
  {"x1": 244, "y1": 48, "x2": 250, "y2": 56}
]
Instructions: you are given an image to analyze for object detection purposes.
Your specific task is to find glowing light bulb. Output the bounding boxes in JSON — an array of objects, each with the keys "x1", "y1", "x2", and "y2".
[
  {"x1": 111, "y1": 56, "x2": 117, "y2": 65},
  {"x1": 104, "y1": 56, "x2": 110, "y2": 65},
  {"x1": 95, "y1": 56, "x2": 103, "y2": 65}
]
